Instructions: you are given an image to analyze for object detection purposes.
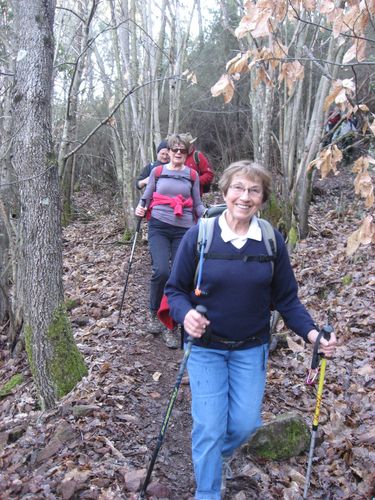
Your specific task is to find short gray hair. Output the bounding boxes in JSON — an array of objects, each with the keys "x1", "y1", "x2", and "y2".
[
  {"x1": 167, "y1": 134, "x2": 191, "y2": 151},
  {"x1": 219, "y1": 160, "x2": 272, "y2": 203}
]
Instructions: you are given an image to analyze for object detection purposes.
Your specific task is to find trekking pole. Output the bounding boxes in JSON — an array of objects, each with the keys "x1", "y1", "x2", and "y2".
[
  {"x1": 138, "y1": 305, "x2": 207, "y2": 499},
  {"x1": 303, "y1": 323, "x2": 333, "y2": 499},
  {"x1": 117, "y1": 200, "x2": 146, "y2": 323}
]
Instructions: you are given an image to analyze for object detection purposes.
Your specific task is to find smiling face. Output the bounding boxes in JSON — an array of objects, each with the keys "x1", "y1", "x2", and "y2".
[
  {"x1": 168, "y1": 144, "x2": 188, "y2": 168},
  {"x1": 223, "y1": 174, "x2": 264, "y2": 227},
  {"x1": 157, "y1": 148, "x2": 169, "y2": 163}
]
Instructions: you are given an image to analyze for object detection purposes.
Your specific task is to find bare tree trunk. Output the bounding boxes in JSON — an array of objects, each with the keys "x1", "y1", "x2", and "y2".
[
  {"x1": 167, "y1": 0, "x2": 195, "y2": 133},
  {"x1": 58, "y1": 0, "x2": 99, "y2": 225},
  {"x1": 196, "y1": 0, "x2": 204, "y2": 51},
  {"x1": 294, "y1": 37, "x2": 341, "y2": 237},
  {"x1": 149, "y1": 0, "x2": 168, "y2": 147},
  {"x1": 12, "y1": 0, "x2": 86, "y2": 409},
  {"x1": 0, "y1": 8, "x2": 20, "y2": 337}
]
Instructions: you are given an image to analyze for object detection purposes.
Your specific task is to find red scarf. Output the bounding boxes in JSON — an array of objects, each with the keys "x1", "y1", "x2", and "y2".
[{"x1": 147, "y1": 192, "x2": 193, "y2": 219}]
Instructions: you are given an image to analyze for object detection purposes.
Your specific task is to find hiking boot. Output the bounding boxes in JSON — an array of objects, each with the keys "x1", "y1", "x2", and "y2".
[
  {"x1": 221, "y1": 455, "x2": 233, "y2": 499},
  {"x1": 147, "y1": 312, "x2": 163, "y2": 335},
  {"x1": 162, "y1": 327, "x2": 179, "y2": 349}
]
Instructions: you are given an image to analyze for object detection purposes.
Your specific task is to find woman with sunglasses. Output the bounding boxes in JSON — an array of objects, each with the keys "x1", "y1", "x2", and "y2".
[{"x1": 135, "y1": 134, "x2": 204, "y2": 348}]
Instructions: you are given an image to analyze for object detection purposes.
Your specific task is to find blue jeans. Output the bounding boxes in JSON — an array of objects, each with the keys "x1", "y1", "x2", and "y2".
[
  {"x1": 187, "y1": 344, "x2": 269, "y2": 500},
  {"x1": 148, "y1": 217, "x2": 188, "y2": 312}
]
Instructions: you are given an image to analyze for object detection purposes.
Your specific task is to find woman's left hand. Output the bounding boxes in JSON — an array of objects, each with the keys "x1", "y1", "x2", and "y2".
[{"x1": 307, "y1": 329, "x2": 337, "y2": 358}]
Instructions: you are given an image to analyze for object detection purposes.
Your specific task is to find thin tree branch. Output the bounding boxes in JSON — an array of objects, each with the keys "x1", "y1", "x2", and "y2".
[{"x1": 64, "y1": 76, "x2": 187, "y2": 161}]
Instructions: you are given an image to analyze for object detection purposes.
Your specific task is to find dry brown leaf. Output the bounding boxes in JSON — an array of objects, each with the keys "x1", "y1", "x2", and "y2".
[
  {"x1": 343, "y1": 39, "x2": 367, "y2": 64},
  {"x1": 324, "y1": 79, "x2": 355, "y2": 111},
  {"x1": 226, "y1": 53, "x2": 241, "y2": 72},
  {"x1": 356, "y1": 363, "x2": 375, "y2": 376},
  {"x1": 302, "y1": 0, "x2": 316, "y2": 12},
  {"x1": 343, "y1": 4, "x2": 368, "y2": 33},
  {"x1": 343, "y1": 42, "x2": 357, "y2": 64},
  {"x1": 211, "y1": 74, "x2": 235, "y2": 103},
  {"x1": 186, "y1": 71, "x2": 197, "y2": 84},
  {"x1": 283, "y1": 480, "x2": 300, "y2": 500},
  {"x1": 309, "y1": 145, "x2": 342, "y2": 179},
  {"x1": 356, "y1": 428, "x2": 375, "y2": 445},
  {"x1": 235, "y1": 14, "x2": 254, "y2": 39},
  {"x1": 273, "y1": 41, "x2": 287, "y2": 60},
  {"x1": 278, "y1": 61, "x2": 304, "y2": 96},
  {"x1": 358, "y1": 104, "x2": 369, "y2": 112},
  {"x1": 354, "y1": 172, "x2": 374, "y2": 208},
  {"x1": 152, "y1": 371, "x2": 162, "y2": 381},
  {"x1": 227, "y1": 52, "x2": 250, "y2": 75},
  {"x1": 254, "y1": 66, "x2": 273, "y2": 89},
  {"x1": 332, "y1": 8, "x2": 344, "y2": 38},
  {"x1": 352, "y1": 156, "x2": 369, "y2": 174},
  {"x1": 99, "y1": 362, "x2": 111, "y2": 374},
  {"x1": 320, "y1": 0, "x2": 335, "y2": 15},
  {"x1": 251, "y1": 9, "x2": 272, "y2": 38},
  {"x1": 286, "y1": 335, "x2": 305, "y2": 353},
  {"x1": 288, "y1": 468, "x2": 305, "y2": 485},
  {"x1": 346, "y1": 215, "x2": 375, "y2": 256}
]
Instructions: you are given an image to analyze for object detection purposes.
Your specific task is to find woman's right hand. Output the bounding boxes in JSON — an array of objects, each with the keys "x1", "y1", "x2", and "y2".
[
  {"x1": 183, "y1": 308, "x2": 210, "y2": 338},
  {"x1": 135, "y1": 205, "x2": 146, "y2": 217}
]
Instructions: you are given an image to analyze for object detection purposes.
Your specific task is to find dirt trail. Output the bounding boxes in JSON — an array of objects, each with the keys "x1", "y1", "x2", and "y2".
[{"x1": 0, "y1": 164, "x2": 374, "y2": 499}]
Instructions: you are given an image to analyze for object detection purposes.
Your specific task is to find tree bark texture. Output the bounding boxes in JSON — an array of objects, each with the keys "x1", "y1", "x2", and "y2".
[
  {"x1": 0, "y1": 9, "x2": 20, "y2": 335},
  {"x1": 12, "y1": 0, "x2": 86, "y2": 409}
]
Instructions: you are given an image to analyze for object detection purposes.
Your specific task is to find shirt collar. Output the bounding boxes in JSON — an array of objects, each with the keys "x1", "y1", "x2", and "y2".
[{"x1": 218, "y1": 210, "x2": 262, "y2": 243}]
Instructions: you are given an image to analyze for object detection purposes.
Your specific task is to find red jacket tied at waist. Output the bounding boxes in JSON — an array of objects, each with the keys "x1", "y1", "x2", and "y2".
[{"x1": 149, "y1": 192, "x2": 193, "y2": 217}]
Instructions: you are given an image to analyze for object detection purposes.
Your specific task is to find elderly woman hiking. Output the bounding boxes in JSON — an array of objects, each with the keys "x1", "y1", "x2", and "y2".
[
  {"x1": 135, "y1": 134, "x2": 204, "y2": 348},
  {"x1": 165, "y1": 160, "x2": 337, "y2": 499}
]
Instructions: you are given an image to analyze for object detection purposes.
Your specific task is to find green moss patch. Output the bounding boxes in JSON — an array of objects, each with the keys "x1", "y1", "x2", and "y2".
[
  {"x1": 47, "y1": 306, "x2": 88, "y2": 398},
  {"x1": 0, "y1": 373, "x2": 23, "y2": 398},
  {"x1": 243, "y1": 412, "x2": 310, "y2": 460},
  {"x1": 25, "y1": 306, "x2": 87, "y2": 402}
]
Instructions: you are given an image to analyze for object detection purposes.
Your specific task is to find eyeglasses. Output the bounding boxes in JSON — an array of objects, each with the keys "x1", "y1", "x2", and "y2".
[
  {"x1": 228, "y1": 184, "x2": 263, "y2": 198},
  {"x1": 170, "y1": 147, "x2": 188, "y2": 154}
]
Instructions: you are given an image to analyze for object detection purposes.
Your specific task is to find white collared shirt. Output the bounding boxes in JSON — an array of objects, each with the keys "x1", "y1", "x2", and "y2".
[{"x1": 218, "y1": 210, "x2": 262, "y2": 249}]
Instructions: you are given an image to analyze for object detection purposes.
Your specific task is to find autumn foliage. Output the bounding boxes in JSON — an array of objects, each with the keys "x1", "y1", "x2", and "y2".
[{"x1": 211, "y1": 0, "x2": 375, "y2": 255}]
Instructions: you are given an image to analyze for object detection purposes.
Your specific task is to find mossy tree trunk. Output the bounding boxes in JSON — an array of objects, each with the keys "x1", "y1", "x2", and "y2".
[{"x1": 12, "y1": 0, "x2": 87, "y2": 409}]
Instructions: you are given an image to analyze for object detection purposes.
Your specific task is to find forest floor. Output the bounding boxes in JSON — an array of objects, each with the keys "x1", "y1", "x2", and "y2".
[{"x1": 0, "y1": 161, "x2": 374, "y2": 500}]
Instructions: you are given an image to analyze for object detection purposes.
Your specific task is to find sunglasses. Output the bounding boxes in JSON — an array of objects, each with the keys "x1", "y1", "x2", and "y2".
[{"x1": 170, "y1": 147, "x2": 188, "y2": 154}]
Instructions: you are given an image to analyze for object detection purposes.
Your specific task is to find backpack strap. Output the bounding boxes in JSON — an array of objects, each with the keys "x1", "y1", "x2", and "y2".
[
  {"x1": 193, "y1": 150, "x2": 200, "y2": 168},
  {"x1": 194, "y1": 217, "x2": 216, "y2": 295},
  {"x1": 258, "y1": 218, "x2": 277, "y2": 276},
  {"x1": 190, "y1": 167, "x2": 198, "y2": 182},
  {"x1": 155, "y1": 165, "x2": 196, "y2": 186},
  {"x1": 194, "y1": 216, "x2": 277, "y2": 295},
  {"x1": 154, "y1": 164, "x2": 163, "y2": 179}
]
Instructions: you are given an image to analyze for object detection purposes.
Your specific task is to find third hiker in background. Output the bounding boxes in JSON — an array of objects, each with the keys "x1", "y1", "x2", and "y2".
[
  {"x1": 135, "y1": 140, "x2": 170, "y2": 190},
  {"x1": 184, "y1": 133, "x2": 214, "y2": 195}
]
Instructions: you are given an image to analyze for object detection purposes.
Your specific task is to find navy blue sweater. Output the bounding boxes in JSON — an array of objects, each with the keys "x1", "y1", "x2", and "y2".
[{"x1": 165, "y1": 218, "x2": 316, "y2": 349}]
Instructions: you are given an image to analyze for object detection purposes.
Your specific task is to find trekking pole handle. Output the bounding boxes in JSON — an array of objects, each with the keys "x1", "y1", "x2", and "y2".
[
  {"x1": 135, "y1": 199, "x2": 146, "y2": 231},
  {"x1": 194, "y1": 305, "x2": 212, "y2": 346},
  {"x1": 314, "y1": 325, "x2": 333, "y2": 363},
  {"x1": 322, "y1": 324, "x2": 333, "y2": 342},
  {"x1": 196, "y1": 305, "x2": 208, "y2": 316}
]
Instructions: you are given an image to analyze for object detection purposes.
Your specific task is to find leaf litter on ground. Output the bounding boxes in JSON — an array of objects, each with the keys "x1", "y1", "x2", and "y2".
[{"x1": 0, "y1": 163, "x2": 374, "y2": 499}]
